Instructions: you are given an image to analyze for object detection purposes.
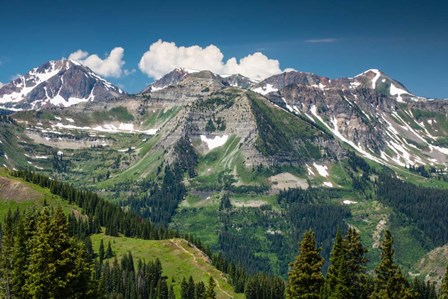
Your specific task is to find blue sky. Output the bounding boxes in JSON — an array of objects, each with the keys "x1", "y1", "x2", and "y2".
[{"x1": 1, "y1": 0, "x2": 447, "y2": 98}]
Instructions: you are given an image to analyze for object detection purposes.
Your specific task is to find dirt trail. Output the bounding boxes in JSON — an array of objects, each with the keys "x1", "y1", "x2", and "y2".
[{"x1": 169, "y1": 239, "x2": 233, "y2": 298}]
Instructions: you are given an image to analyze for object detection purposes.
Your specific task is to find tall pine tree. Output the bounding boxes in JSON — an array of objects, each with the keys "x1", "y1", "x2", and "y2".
[
  {"x1": 370, "y1": 230, "x2": 412, "y2": 299},
  {"x1": 286, "y1": 230, "x2": 324, "y2": 299}
]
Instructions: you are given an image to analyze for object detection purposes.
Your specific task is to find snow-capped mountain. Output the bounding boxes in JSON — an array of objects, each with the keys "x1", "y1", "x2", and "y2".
[{"x1": 0, "y1": 59, "x2": 124, "y2": 110}]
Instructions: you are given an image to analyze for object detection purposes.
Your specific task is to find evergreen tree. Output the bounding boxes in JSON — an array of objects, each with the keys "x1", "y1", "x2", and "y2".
[
  {"x1": 157, "y1": 277, "x2": 169, "y2": 299},
  {"x1": 106, "y1": 241, "x2": 113, "y2": 258},
  {"x1": 11, "y1": 217, "x2": 27, "y2": 298},
  {"x1": 196, "y1": 281, "x2": 206, "y2": 299},
  {"x1": 345, "y1": 227, "x2": 371, "y2": 299},
  {"x1": 22, "y1": 207, "x2": 94, "y2": 298},
  {"x1": 168, "y1": 284, "x2": 176, "y2": 299},
  {"x1": 205, "y1": 277, "x2": 216, "y2": 299},
  {"x1": 99, "y1": 239, "x2": 105, "y2": 263},
  {"x1": 0, "y1": 210, "x2": 16, "y2": 298},
  {"x1": 188, "y1": 276, "x2": 195, "y2": 299},
  {"x1": 370, "y1": 230, "x2": 413, "y2": 299},
  {"x1": 323, "y1": 230, "x2": 351, "y2": 298},
  {"x1": 286, "y1": 230, "x2": 324, "y2": 299},
  {"x1": 181, "y1": 277, "x2": 190, "y2": 299}
]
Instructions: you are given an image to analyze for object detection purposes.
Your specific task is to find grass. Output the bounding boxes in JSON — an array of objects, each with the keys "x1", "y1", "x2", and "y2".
[
  {"x1": 141, "y1": 107, "x2": 182, "y2": 129},
  {"x1": 0, "y1": 169, "x2": 81, "y2": 219},
  {"x1": 91, "y1": 234, "x2": 242, "y2": 299}
]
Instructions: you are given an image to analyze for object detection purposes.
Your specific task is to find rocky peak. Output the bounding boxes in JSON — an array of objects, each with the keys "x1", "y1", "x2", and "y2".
[
  {"x1": 0, "y1": 59, "x2": 124, "y2": 110},
  {"x1": 143, "y1": 68, "x2": 191, "y2": 93}
]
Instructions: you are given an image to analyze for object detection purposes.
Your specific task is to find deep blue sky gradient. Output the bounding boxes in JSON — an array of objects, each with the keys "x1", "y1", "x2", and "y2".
[{"x1": 1, "y1": 0, "x2": 447, "y2": 97}]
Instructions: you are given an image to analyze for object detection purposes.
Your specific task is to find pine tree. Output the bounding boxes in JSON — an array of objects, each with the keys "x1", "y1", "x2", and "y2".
[
  {"x1": 99, "y1": 239, "x2": 105, "y2": 263},
  {"x1": 286, "y1": 230, "x2": 324, "y2": 299},
  {"x1": 22, "y1": 207, "x2": 94, "y2": 298},
  {"x1": 157, "y1": 277, "x2": 169, "y2": 299},
  {"x1": 0, "y1": 210, "x2": 15, "y2": 299},
  {"x1": 182, "y1": 277, "x2": 190, "y2": 299},
  {"x1": 168, "y1": 284, "x2": 176, "y2": 299},
  {"x1": 188, "y1": 276, "x2": 195, "y2": 299},
  {"x1": 345, "y1": 227, "x2": 371, "y2": 299},
  {"x1": 106, "y1": 241, "x2": 113, "y2": 258},
  {"x1": 323, "y1": 229, "x2": 351, "y2": 298},
  {"x1": 370, "y1": 230, "x2": 413, "y2": 299},
  {"x1": 11, "y1": 217, "x2": 28, "y2": 298},
  {"x1": 440, "y1": 264, "x2": 448, "y2": 299},
  {"x1": 196, "y1": 281, "x2": 206, "y2": 299},
  {"x1": 205, "y1": 277, "x2": 216, "y2": 299}
]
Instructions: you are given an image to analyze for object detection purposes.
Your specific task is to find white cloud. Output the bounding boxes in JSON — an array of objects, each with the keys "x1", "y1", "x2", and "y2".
[
  {"x1": 69, "y1": 47, "x2": 126, "y2": 78},
  {"x1": 0, "y1": 82, "x2": 3, "y2": 88},
  {"x1": 138, "y1": 40, "x2": 288, "y2": 81}
]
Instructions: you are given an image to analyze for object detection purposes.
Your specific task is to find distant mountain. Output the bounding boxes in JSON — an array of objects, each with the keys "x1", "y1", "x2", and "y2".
[
  {"x1": 0, "y1": 59, "x2": 124, "y2": 110},
  {"x1": 142, "y1": 68, "x2": 256, "y2": 93}
]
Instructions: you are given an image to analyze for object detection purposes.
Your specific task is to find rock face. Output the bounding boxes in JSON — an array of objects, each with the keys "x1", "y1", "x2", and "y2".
[
  {"x1": 255, "y1": 70, "x2": 448, "y2": 167},
  {"x1": 0, "y1": 59, "x2": 124, "y2": 110},
  {"x1": 138, "y1": 67, "x2": 448, "y2": 169}
]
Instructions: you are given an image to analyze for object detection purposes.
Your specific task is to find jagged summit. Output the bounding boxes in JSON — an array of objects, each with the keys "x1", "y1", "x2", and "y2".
[
  {"x1": 142, "y1": 68, "x2": 256, "y2": 93},
  {"x1": 0, "y1": 59, "x2": 124, "y2": 110}
]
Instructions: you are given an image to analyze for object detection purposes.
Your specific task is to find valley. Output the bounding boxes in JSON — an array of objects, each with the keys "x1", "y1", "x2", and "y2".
[{"x1": 1, "y1": 60, "x2": 448, "y2": 289}]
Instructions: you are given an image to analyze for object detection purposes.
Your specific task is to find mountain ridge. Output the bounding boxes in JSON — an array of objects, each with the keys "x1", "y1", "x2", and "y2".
[{"x1": 0, "y1": 59, "x2": 124, "y2": 110}]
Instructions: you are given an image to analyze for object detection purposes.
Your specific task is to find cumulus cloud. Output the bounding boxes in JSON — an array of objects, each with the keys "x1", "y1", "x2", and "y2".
[
  {"x1": 69, "y1": 47, "x2": 126, "y2": 78},
  {"x1": 138, "y1": 40, "x2": 288, "y2": 81}
]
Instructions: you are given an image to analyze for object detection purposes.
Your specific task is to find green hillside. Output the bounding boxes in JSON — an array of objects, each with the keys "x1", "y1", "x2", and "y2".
[
  {"x1": 91, "y1": 234, "x2": 242, "y2": 299},
  {"x1": 0, "y1": 169, "x2": 242, "y2": 298}
]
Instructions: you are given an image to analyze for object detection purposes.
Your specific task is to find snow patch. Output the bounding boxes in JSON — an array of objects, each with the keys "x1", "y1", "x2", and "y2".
[
  {"x1": 200, "y1": 135, "x2": 229, "y2": 150},
  {"x1": 313, "y1": 163, "x2": 329, "y2": 177},
  {"x1": 323, "y1": 181, "x2": 333, "y2": 187},
  {"x1": 390, "y1": 83, "x2": 409, "y2": 103},
  {"x1": 252, "y1": 84, "x2": 278, "y2": 95}
]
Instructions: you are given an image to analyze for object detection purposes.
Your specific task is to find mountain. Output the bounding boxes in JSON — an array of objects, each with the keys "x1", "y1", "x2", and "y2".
[
  {"x1": 142, "y1": 68, "x2": 256, "y2": 94},
  {"x1": 1, "y1": 63, "x2": 448, "y2": 281},
  {"x1": 0, "y1": 59, "x2": 124, "y2": 110},
  {"x1": 253, "y1": 69, "x2": 448, "y2": 168}
]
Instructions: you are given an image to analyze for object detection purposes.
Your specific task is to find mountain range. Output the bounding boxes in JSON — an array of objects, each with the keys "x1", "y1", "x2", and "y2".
[{"x1": 1, "y1": 58, "x2": 448, "y2": 281}]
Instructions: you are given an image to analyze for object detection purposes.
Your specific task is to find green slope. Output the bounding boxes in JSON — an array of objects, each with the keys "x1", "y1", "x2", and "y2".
[
  {"x1": 0, "y1": 169, "x2": 242, "y2": 298},
  {"x1": 91, "y1": 234, "x2": 242, "y2": 299}
]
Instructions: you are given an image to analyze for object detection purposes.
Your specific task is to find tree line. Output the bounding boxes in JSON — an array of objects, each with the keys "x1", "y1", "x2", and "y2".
[
  {"x1": 286, "y1": 228, "x2": 445, "y2": 299},
  {"x1": 7, "y1": 170, "x2": 285, "y2": 297}
]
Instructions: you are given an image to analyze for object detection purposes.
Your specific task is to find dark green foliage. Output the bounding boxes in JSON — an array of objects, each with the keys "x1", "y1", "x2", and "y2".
[
  {"x1": 0, "y1": 207, "x2": 96, "y2": 298},
  {"x1": 12, "y1": 169, "x2": 174, "y2": 239},
  {"x1": 98, "y1": 253, "x2": 167, "y2": 299},
  {"x1": 370, "y1": 230, "x2": 413, "y2": 299},
  {"x1": 175, "y1": 137, "x2": 199, "y2": 178},
  {"x1": 245, "y1": 274, "x2": 285, "y2": 299},
  {"x1": 286, "y1": 230, "x2": 324, "y2": 299},
  {"x1": 123, "y1": 164, "x2": 186, "y2": 226},
  {"x1": 411, "y1": 277, "x2": 437, "y2": 299},
  {"x1": 377, "y1": 173, "x2": 448, "y2": 247},
  {"x1": 323, "y1": 228, "x2": 370, "y2": 299},
  {"x1": 248, "y1": 93, "x2": 323, "y2": 160},
  {"x1": 205, "y1": 277, "x2": 216, "y2": 299},
  {"x1": 278, "y1": 188, "x2": 351, "y2": 269},
  {"x1": 205, "y1": 119, "x2": 216, "y2": 132},
  {"x1": 219, "y1": 193, "x2": 232, "y2": 211}
]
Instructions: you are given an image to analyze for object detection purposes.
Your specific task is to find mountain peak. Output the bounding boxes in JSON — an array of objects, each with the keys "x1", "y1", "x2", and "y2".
[{"x1": 0, "y1": 59, "x2": 124, "y2": 110}]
